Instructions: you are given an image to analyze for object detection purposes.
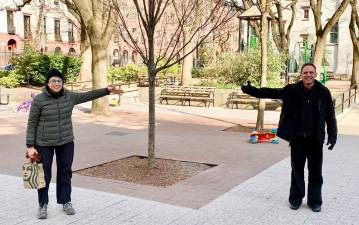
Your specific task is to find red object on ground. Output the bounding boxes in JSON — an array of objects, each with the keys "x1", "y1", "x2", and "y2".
[{"x1": 256, "y1": 133, "x2": 276, "y2": 142}]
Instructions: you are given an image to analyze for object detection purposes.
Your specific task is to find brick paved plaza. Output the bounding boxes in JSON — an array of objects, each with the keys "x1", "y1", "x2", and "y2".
[{"x1": 0, "y1": 87, "x2": 358, "y2": 224}]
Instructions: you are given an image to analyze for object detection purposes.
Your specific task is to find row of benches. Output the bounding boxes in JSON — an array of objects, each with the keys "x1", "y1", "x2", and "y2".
[{"x1": 160, "y1": 86, "x2": 281, "y2": 109}]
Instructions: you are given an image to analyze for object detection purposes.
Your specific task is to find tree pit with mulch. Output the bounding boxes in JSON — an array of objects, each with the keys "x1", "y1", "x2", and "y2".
[{"x1": 75, "y1": 155, "x2": 216, "y2": 187}]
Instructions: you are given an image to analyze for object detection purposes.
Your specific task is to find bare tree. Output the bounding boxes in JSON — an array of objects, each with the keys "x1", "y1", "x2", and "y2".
[
  {"x1": 0, "y1": 0, "x2": 33, "y2": 11},
  {"x1": 270, "y1": 0, "x2": 297, "y2": 54},
  {"x1": 112, "y1": 0, "x2": 235, "y2": 166},
  {"x1": 310, "y1": 0, "x2": 351, "y2": 74},
  {"x1": 349, "y1": 0, "x2": 359, "y2": 87}
]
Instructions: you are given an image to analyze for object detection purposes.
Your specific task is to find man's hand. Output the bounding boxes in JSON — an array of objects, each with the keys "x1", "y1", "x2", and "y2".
[
  {"x1": 107, "y1": 85, "x2": 124, "y2": 95},
  {"x1": 326, "y1": 139, "x2": 336, "y2": 150},
  {"x1": 241, "y1": 81, "x2": 253, "y2": 94},
  {"x1": 26, "y1": 147, "x2": 40, "y2": 162}
]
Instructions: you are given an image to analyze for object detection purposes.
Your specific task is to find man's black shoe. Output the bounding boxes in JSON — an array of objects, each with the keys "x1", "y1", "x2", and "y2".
[
  {"x1": 309, "y1": 204, "x2": 321, "y2": 212},
  {"x1": 289, "y1": 202, "x2": 301, "y2": 210}
]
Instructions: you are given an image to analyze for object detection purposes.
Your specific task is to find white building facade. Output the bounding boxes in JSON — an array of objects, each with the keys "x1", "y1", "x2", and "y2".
[{"x1": 288, "y1": 0, "x2": 356, "y2": 75}]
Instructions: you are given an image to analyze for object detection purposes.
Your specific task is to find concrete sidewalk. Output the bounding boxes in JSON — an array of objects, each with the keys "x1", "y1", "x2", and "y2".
[{"x1": 0, "y1": 103, "x2": 359, "y2": 224}]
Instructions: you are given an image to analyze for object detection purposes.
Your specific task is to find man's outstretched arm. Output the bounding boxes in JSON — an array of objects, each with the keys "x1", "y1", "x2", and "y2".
[{"x1": 241, "y1": 81, "x2": 284, "y2": 99}]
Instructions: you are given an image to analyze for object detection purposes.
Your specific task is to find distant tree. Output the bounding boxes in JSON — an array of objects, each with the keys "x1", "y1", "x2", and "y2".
[
  {"x1": 270, "y1": 0, "x2": 297, "y2": 54},
  {"x1": 349, "y1": 0, "x2": 359, "y2": 87},
  {"x1": 0, "y1": 0, "x2": 33, "y2": 11},
  {"x1": 310, "y1": 0, "x2": 351, "y2": 74}
]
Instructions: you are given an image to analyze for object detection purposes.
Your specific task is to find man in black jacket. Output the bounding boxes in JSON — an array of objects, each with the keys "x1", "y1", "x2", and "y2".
[{"x1": 241, "y1": 63, "x2": 337, "y2": 212}]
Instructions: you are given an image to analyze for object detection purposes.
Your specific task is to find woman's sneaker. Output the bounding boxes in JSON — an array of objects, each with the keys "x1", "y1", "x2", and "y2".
[
  {"x1": 63, "y1": 202, "x2": 76, "y2": 215},
  {"x1": 37, "y1": 203, "x2": 47, "y2": 219}
]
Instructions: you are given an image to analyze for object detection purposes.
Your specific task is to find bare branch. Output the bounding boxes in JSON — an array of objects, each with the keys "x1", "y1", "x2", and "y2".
[
  {"x1": 113, "y1": 0, "x2": 147, "y2": 62},
  {"x1": 322, "y1": 0, "x2": 351, "y2": 35},
  {"x1": 0, "y1": 0, "x2": 33, "y2": 11}
]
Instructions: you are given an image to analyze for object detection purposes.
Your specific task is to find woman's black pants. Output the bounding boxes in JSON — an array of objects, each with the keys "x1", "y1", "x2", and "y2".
[
  {"x1": 289, "y1": 136, "x2": 323, "y2": 207},
  {"x1": 35, "y1": 142, "x2": 74, "y2": 207}
]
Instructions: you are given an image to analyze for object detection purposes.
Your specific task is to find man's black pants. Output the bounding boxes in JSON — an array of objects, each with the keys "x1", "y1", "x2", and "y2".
[
  {"x1": 289, "y1": 136, "x2": 323, "y2": 207},
  {"x1": 35, "y1": 142, "x2": 74, "y2": 207}
]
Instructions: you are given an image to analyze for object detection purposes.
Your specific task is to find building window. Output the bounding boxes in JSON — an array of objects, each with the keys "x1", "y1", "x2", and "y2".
[
  {"x1": 123, "y1": 3, "x2": 129, "y2": 17},
  {"x1": 330, "y1": 22, "x2": 338, "y2": 44},
  {"x1": 68, "y1": 47, "x2": 76, "y2": 55},
  {"x1": 112, "y1": 49, "x2": 120, "y2": 65},
  {"x1": 123, "y1": 50, "x2": 128, "y2": 65},
  {"x1": 68, "y1": 20, "x2": 74, "y2": 42},
  {"x1": 54, "y1": 19, "x2": 61, "y2": 41},
  {"x1": 55, "y1": 46, "x2": 62, "y2": 53},
  {"x1": 303, "y1": 8, "x2": 309, "y2": 20},
  {"x1": 132, "y1": 51, "x2": 137, "y2": 63},
  {"x1": 7, "y1": 39, "x2": 17, "y2": 51},
  {"x1": 24, "y1": 15, "x2": 31, "y2": 39},
  {"x1": 43, "y1": 17, "x2": 47, "y2": 35},
  {"x1": 7, "y1": 11, "x2": 15, "y2": 34},
  {"x1": 132, "y1": 28, "x2": 138, "y2": 42},
  {"x1": 300, "y1": 34, "x2": 309, "y2": 44}
]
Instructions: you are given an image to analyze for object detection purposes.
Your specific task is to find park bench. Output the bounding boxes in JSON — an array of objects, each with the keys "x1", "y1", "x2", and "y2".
[
  {"x1": 227, "y1": 89, "x2": 281, "y2": 110},
  {"x1": 160, "y1": 86, "x2": 215, "y2": 107},
  {"x1": 0, "y1": 86, "x2": 10, "y2": 105}
]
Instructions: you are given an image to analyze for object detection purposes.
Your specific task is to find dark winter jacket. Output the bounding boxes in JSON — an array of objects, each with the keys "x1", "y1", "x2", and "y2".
[
  {"x1": 26, "y1": 87, "x2": 109, "y2": 146},
  {"x1": 241, "y1": 80, "x2": 337, "y2": 144}
]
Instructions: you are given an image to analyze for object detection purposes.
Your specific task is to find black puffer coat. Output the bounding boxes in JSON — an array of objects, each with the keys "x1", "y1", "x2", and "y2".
[{"x1": 242, "y1": 80, "x2": 337, "y2": 144}]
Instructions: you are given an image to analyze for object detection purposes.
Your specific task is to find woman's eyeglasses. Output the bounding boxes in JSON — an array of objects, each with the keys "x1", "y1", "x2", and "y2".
[{"x1": 50, "y1": 79, "x2": 63, "y2": 84}]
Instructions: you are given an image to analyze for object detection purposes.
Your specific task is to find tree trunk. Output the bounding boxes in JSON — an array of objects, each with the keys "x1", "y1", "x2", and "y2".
[
  {"x1": 312, "y1": 35, "x2": 326, "y2": 76},
  {"x1": 181, "y1": 34, "x2": 193, "y2": 86},
  {"x1": 80, "y1": 25, "x2": 92, "y2": 81},
  {"x1": 148, "y1": 68, "x2": 156, "y2": 167},
  {"x1": 34, "y1": 0, "x2": 44, "y2": 49},
  {"x1": 147, "y1": 32, "x2": 156, "y2": 168},
  {"x1": 349, "y1": 0, "x2": 359, "y2": 88},
  {"x1": 90, "y1": 44, "x2": 110, "y2": 114},
  {"x1": 351, "y1": 46, "x2": 359, "y2": 87},
  {"x1": 256, "y1": 0, "x2": 269, "y2": 130}
]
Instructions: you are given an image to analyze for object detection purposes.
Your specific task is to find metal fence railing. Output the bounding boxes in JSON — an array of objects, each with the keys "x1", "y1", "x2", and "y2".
[
  {"x1": 64, "y1": 80, "x2": 138, "y2": 92},
  {"x1": 333, "y1": 85, "x2": 358, "y2": 115},
  {"x1": 0, "y1": 51, "x2": 20, "y2": 68}
]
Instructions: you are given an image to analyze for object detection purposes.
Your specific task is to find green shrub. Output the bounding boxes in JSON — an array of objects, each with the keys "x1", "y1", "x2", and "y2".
[
  {"x1": 108, "y1": 64, "x2": 146, "y2": 82},
  {"x1": 196, "y1": 46, "x2": 287, "y2": 88},
  {"x1": 0, "y1": 70, "x2": 10, "y2": 78},
  {"x1": 61, "y1": 55, "x2": 82, "y2": 83},
  {"x1": 0, "y1": 71, "x2": 22, "y2": 88},
  {"x1": 10, "y1": 46, "x2": 82, "y2": 85},
  {"x1": 192, "y1": 67, "x2": 201, "y2": 78},
  {"x1": 156, "y1": 59, "x2": 181, "y2": 79}
]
